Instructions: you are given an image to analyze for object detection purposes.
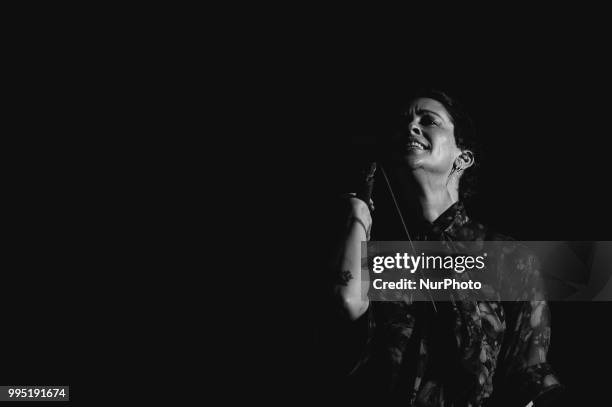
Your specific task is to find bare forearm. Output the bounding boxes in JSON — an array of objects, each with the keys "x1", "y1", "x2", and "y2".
[{"x1": 335, "y1": 218, "x2": 370, "y2": 320}]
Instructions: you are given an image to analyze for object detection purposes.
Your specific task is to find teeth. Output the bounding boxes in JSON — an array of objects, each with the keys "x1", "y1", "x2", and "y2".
[{"x1": 407, "y1": 141, "x2": 426, "y2": 149}]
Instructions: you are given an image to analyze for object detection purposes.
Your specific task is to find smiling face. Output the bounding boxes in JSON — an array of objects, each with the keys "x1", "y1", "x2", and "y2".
[{"x1": 394, "y1": 97, "x2": 463, "y2": 176}]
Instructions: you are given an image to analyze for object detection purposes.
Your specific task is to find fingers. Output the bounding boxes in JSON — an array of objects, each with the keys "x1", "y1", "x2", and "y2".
[
  {"x1": 341, "y1": 193, "x2": 374, "y2": 206},
  {"x1": 340, "y1": 193, "x2": 375, "y2": 218}
]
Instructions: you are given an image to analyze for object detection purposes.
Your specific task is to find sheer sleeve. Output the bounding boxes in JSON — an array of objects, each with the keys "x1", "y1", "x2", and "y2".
[
  {"x1": 491, "y1": 300, "x2": 562, "y2": 406},
  {"x1": 491, "y1": 243, "x2": 563, "y2": 406}
]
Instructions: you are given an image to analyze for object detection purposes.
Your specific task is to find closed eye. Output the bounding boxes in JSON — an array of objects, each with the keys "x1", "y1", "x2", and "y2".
[{"x1": 420, "y1": 114, "x2": 440, "y2": 126}]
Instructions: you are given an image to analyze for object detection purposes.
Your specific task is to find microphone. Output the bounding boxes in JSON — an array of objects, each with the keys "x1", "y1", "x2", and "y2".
[{"x1": 356, "y1": 161, "x2": 377, "y2": 212}]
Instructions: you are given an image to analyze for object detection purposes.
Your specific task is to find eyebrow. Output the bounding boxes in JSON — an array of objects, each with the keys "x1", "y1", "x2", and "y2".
[{"x1": 415, "y1": 109, "x2": 444, "y2": 120}]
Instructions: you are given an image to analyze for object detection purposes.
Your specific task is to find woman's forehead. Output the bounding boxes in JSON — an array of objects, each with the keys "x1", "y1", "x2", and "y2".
[{"x1": 406, "y1": 98, "x2": 452, "y2": 121}]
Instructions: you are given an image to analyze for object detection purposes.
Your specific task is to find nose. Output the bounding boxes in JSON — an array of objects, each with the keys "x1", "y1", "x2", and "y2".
[{"x1": 409, "y1": 123, "x2": 422, "y2": 137}]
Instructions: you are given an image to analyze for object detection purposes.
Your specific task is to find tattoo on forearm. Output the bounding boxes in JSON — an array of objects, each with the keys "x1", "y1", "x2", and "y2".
[{"x1": 336, "y1": 270, "x2": 353, "y2": 286}]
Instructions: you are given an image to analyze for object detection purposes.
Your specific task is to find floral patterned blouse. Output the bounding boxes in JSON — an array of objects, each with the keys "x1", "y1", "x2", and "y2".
[{"x1": 340, "y1": 202, "x2": 562, "y2": 407}]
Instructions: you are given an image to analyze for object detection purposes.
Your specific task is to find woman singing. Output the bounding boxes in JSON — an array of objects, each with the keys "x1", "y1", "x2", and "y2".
[{"x1": 323, "y1": 90, "x2": 562, "y2": 406}]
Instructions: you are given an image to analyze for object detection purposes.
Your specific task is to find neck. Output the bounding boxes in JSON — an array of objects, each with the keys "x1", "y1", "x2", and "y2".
[
  {"x1": 417, "y1": 187, "x2": 457, "y2": 223},
  {"x1": 397, "y1": 168, "x2": 459, "y2": 223}
]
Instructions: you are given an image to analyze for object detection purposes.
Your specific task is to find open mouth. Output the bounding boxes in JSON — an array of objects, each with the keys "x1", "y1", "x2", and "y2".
[{"x1": 405, "y1": 138, "x2": 430, "y2": 151}]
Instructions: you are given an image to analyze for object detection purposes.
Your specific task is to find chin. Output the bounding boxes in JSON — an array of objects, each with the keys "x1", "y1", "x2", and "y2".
[{"x1": 402, "y1": 153, "x2": 426, "y2": 169}]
